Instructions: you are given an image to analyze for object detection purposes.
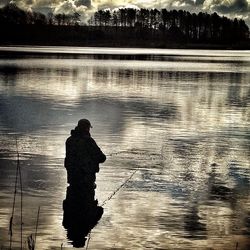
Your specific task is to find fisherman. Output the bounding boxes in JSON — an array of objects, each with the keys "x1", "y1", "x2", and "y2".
[
  {"x1": 64, "y1": 118, "x2": 106, "y2": 197},
  {"x1": 63, "y1": 119, "x2": 105, "y2": 246}
]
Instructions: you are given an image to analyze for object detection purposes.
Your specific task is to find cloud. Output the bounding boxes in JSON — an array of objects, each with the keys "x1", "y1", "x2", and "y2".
[
  {"x1": 75, "y1": 0, "x2": 91, "y2": 7},
  {"x1": 52, "y1": 0, "x2": 95, "y2": 24},
  {"x1": 5, "y1": 0, "x2": 92, "y2": 13},
  {"x1": 203, "y1": 0, "x2": 249, "y2": 13},
  {"x1": 203, "y1": 0, "x2": 250, "y2": 25},
  {"x1": 54, "y1": 0, "x2": 87, "y2": 14},
  {"x1": 194, "y1": 0, "x2": 206, "y2": 5},
  {"x1": 7, "y1": 0, "x2": 62, "y2": 12}
]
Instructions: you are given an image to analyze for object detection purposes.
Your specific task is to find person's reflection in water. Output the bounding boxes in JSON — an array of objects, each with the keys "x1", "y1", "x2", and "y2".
[
  {"x1": 63, "y1": 186, "x2": 104, "y2": 247},
  {"x1": 184, "y1": 201, "x2": 207, "y2": 239},
  {"x1": 63, "y1": 119, "x2": 106, "y2": 248}
]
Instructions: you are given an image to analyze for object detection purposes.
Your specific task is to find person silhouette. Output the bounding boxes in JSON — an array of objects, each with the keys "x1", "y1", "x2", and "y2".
[{"x1": 63, "y1": 119, "x2": 106, "y2": 247}]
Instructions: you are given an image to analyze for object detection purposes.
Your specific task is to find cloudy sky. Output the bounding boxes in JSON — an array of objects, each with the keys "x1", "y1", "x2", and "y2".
[{"x1": 0, "y1": 0, "x2": 249, "y2": 25}]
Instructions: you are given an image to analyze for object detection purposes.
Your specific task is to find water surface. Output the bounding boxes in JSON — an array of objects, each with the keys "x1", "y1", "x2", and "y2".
[{"x1": 0, "y1": 47, "x2": 249, "y2": 249}]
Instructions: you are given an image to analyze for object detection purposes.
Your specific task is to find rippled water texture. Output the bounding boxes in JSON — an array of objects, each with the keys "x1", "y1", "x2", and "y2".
[{"x1": 0, "y1": 47, "x2": 249, "y2": 249}]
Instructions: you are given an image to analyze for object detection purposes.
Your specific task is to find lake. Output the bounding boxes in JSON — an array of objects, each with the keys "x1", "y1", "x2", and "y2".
[{"x1": 0, "y1": 47, "x2": 249, "y2": 250}]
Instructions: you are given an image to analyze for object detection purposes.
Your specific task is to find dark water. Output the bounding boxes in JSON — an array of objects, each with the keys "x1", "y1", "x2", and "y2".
[{"x1": 0, "y1": 47, "x2": 249, "y2": 249}]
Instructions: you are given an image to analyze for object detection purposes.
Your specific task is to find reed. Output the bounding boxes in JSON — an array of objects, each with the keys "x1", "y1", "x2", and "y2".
[
  {"x1": 34, "y1": 207, "x2": 40, "y2": 250},
  {"x1": 16, "y1": 139, "x2": 23, "y2": 250},
  {"x1": 27, "y1": 234, "x2": 35, "y2": 250},
  {"x1": 26, "y1": 205, "x2": 40, "y2": 250},
  {"x1": 235, "y1": 242, "x2": 238, "y2": 250},
  {"x1": 7, "y1": 139, "x2": 43, "y2": 250},
  {"x1": 9, "y1": 139, "x2": 21, "y2": 250}
]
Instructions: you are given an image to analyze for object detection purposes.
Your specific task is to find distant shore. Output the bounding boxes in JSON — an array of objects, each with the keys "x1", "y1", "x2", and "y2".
[
  {"x1": 1, "y1": 41, "x2": 250, "y2": 50},
  {"x1": 1, "y1": 25, "x2": 249, "y2": 50}
]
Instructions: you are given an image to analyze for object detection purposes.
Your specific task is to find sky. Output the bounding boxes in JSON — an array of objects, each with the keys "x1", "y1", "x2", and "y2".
[{"x1": 0, "y1": 0, "x2": 249, "y2": 26}]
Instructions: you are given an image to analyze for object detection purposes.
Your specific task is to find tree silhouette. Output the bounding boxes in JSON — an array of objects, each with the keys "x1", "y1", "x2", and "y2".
[{"x1": 0, "y1": 3, "x2": 249, "y2": 46}]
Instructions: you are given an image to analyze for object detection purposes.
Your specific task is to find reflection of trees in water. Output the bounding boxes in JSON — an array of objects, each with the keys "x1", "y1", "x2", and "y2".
[
  {"x1": 0, "y1": 66, "x2": 19, "y2": 86},
  {"x1": 91, "y1": 67, "x2": 250, "y2": 109},
  {"x1": 1, "y1": 57, "x2": 249, "y2": 119},
  {"x1": 227, "y1": 73, "x2": 250, "y2": 108},
  {"x1": 91, "y1": 66, "x2": 249, "y2": 82}
]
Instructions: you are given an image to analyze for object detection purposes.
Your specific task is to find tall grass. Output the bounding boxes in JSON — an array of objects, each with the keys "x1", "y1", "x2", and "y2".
[
  {"x1": 34, "y1": 206, "x2": 40, "y2": 250},
  {"x1": 7, "y1": 138, "x2": 42, "y2": 250},
  {"x1": 16, "y1": 139, "x2": 23, "y2": 250},
  {"x1": 9, "y1": 138, "x2": 23, "y2": 250},
  {"x1": 235, "y1": 242, "x2": 239, "y2": 250},
  {"x1": 27, "y1": 234, "x2": 35, "y2": 250}
]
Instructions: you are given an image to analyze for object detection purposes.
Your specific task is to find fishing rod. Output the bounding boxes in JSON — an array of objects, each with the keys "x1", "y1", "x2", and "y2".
[
  {"x1": 106, "y1": 148, "x2": 149, "y2": 157},
  {"x1": 101, "y1": 169, "x2": 138, "y2": 206},
  {"x1": 85, "y1": 168, "x2": 138, "y2": 250}
]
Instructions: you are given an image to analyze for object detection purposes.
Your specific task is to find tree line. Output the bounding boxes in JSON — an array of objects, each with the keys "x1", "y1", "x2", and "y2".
[
  {"x1": 0, "y1": 3, "x2": 249, "y2": 45},
  {"x1": 89, "y1": 8, "x2": 249, "y2": 42}
]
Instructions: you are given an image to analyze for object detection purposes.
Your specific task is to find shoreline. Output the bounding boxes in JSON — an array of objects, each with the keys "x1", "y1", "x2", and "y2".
[
  {"x1": 1, "y1": 43, "x2": 250, "y2": 51},
  {"x1": 1, "y1": 25, "x2": 249, "y2": 51}
]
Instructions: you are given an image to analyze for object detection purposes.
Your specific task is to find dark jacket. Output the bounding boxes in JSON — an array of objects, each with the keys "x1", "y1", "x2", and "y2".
[{"x1": 64, "y1": 128, "x2": 106, "y2": 186}]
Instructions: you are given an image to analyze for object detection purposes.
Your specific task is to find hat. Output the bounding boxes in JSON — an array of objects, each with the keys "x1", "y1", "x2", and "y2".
[{"x1": 77, "y1": 119, "x2": 92, "y2": 129}]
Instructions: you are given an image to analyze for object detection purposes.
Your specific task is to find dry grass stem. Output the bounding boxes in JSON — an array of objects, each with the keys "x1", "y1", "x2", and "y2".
[{"x1": 34, "y1": 206, "x2": 40, "y2": 250}]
